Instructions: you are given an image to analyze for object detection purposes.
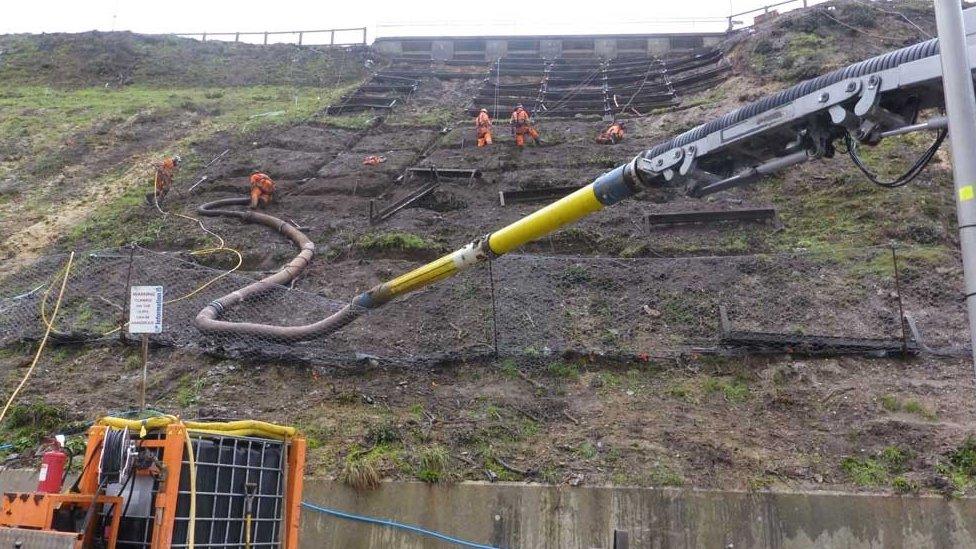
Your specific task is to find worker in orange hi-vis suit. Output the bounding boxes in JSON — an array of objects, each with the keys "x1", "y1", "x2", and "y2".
[
  {"x1": 146, "y1": 155, "x2": 181, "y2": 205},
  {"x1": 475, "y1": 108, "x2": 493, "y2": 147},
  {"x1": 596, "y1": 121, "x2": 625, "y2": 144},
  {"x1": 249, "y1": 172, "x2": 276, "y2": 210},
  {"x1": 509, "y1": 104, "x2": 541, "y2": 147}
]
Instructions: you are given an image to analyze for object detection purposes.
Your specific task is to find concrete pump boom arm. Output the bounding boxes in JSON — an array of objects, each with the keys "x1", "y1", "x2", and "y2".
[{"x1": 194, "y1": 7, "x2": 976, "y2": 341}]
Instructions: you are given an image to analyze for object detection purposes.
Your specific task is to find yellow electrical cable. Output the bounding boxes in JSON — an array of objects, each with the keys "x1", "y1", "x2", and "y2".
[
  {"x1": 164, "y1": 246, "x2": 243, "y2": 305},
  {"x1": 38, "y1": 260, "x2": 71, "y2": 330},
  {"x1": 183, "y1": 431, "x2": 197, "y2": 549},
  {"x1": 150, "y1": 207, "x2": 244, "y2": 305},
  {"x1": 0, "y1": 252, "x2": 74, "y2": 425},
  {"x1": 94, "y1": 207, "x2": 244, "y2": 337}
]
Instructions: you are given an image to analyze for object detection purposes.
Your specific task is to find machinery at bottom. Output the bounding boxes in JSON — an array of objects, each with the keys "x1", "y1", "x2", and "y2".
[{"x1": 0, "y1": 416, "x2": 306, "y2": 548}]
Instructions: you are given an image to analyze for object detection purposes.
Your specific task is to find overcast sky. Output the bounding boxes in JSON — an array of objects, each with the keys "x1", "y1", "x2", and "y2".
[{"x1": 1, "y1": 0, "x2": 824, "y2": 42}]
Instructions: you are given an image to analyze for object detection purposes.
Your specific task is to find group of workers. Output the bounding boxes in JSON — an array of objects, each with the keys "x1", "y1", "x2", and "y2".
[
  {"x1": 147, "y1": 156, "x2": 275, "y2": 211},
  {"x1": 148, "y1": 106, "x2": 624, "y2": 207},
  {"x1": 474, "y1": 104, "x2": 625, "y2": 147}
]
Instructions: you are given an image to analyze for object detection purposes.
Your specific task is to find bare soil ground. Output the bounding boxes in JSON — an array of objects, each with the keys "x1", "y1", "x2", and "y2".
[{"x1": 4, "y1": 1, "x2": 976, "y2": 495}]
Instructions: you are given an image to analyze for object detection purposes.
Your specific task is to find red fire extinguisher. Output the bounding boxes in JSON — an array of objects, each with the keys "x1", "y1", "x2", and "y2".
[{"x1": 37, "y1": 435, "x2": 68, "y2": 493}]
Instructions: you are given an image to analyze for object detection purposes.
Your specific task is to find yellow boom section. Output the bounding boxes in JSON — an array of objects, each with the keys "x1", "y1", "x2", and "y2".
[
  {"x1": 382, "y1": 182, "x2": 605, "y2": 300},
  {"x1": 487, "y1": 184, "x2": 604, "y2": 254}
]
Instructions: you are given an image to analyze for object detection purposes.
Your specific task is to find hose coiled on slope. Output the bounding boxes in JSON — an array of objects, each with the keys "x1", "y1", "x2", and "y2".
[{"x1": 192, "y1": 198, "x2": 367, "y2": 340}]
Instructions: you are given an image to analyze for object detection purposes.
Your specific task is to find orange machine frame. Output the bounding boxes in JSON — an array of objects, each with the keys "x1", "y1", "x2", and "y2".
[
  {"x1": 0, "y1": 492, "x2": 123, "y2": 548},
  {"x1": 76, "y1": 423, "x2": 306, "y2": 548}
]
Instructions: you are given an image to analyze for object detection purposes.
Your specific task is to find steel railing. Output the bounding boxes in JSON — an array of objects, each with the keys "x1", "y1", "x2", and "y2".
[
  {"x1": 174, "y1": 27, "x2": 367, "y2": 46},
  {"x1": 728, "y1": 0, "x2": 830, "y2": 31}
]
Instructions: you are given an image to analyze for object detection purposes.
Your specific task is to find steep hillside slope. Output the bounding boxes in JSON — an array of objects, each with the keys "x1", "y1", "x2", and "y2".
[
  {"x1": 0, "y1": 32, "x2": 366, "y2": 87},
  {"x1": 2, "y1": 1, "x2": 975, "y2": 496},
  {"x1": 0, "y1": 33, "x2": 368, "y2": 271}
]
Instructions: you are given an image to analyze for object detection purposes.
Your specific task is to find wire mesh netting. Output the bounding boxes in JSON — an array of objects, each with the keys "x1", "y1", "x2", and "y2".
[{"x1": 0, "y1": 245, "x2": 967, "y2": 364}]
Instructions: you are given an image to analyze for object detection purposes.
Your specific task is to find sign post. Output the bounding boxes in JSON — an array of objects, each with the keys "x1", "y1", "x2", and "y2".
[{"x1": 129, "y1": 286, "x2": 163, "y2": 410}]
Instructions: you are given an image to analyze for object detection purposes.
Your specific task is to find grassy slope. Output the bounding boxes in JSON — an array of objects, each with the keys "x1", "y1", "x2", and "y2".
[{"x1": 0, "y1": 32, "x2": 369, "y2": 269}]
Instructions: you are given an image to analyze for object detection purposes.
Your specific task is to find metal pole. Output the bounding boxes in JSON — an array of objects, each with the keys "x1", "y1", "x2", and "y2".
[
  {"x1": 934, "y1": 0, "x2": 976, "y2": 371},
  {"x1": 141, "y1": 333, "x2": 149, "y2": 409},
  {"x1": 891, "y1": 245, "x2": 907, "y2": 355}
]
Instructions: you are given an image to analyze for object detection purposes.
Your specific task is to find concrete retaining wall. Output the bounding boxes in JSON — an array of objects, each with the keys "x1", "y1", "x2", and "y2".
[
  {"x1": 2, "y1": 470, "x2": 974, "y2": 548},
  {"x1": 301, "y1": 481, "x2": 976, "y2": 548},
  {"x1": 373, "y1": 34, "x2": 726, "y2": 61}
]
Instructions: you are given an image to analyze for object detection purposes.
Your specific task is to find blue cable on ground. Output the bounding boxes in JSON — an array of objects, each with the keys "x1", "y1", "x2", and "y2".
[{"x1": 300, "y1": 501, "x2": 500, "y2": 549}]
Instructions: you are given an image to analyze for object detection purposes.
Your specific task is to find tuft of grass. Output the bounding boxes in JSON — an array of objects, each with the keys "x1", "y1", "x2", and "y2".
[
  {"x1": 576, "y1": 441, "x2": 597, "y2": 460},
  {"x1": 892, "y1": 475, "x2": 919, "y2": 494},
  {"x1": 341, "y1": 452, "x2": 380, "y2": 490},
  {"x1": 648, "y1": 463, "x2": 684, "y2": 487},
  {"x1": 407, "y1": 403, "x2": 424, "y2": 419},
  {"x1": 666, "y1": 383, "x2": 693, "y2": 401},
  {"x1": 355, "y1": 232, "x2": 444, "y2": 253},
  {"x1": 880, "y1": 394, "x2": 900, "y2": 412},
  {"x1": 936, "y1": 436, "x2": 976, "y2": 496},
  {"x1": 842, "y1": 445, "x2": 910, "y2": 487},
  {"x1": 880, "y1": 394, "x2": 937, "y2": 420},
  {"x1": 721, "y1": 380, "x2": 750, "y2": 403},
  {"x1": 340, "y1": 442, "x2": 404, "y2": 490},
  {"x1": 175, "y1": 375, "x2": 205, "y2": 407},
  {"x1": 302, "y1": 422, "x2": 335, "y2": 451},
  {"x1": 365, "y1": 420, "x2": 401, "y2": 446},
  {"x1": 124, "y1": 352, "x2": 142, "y2": 371},
  {"x1": 546, "y1": 361, "x2": 580, "y2": 380},
  {"x1": 903, "y1": 399, "x2": 938, "y2": 421},
  {"x1": 598, "y1": 372, "x2": 621, "y2": 391},
  {"x1": 841, "y1": 456, "x2": 888, "y2": 487},
  {"x1": 498, "y1": 359, "x2": 519, "y2": 380},
  {"x1": 557, "y1": 264, "x2": 590, "y2": 286},
  {"x1": 415, "y1": 445, "x2": 449, "y2": 483},
  {"x1": 2, "y1": 401, "x2": 78, "y2": 451},
  {"x1": 698, "y1": 376, "x2": 750, "y2": 404}
]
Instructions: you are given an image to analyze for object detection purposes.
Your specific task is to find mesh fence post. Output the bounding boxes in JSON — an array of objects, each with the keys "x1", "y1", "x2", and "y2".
[
  {"x1": 119, "y1": 245, "x2": 136, "y2": 343},
  {"x1": 488, "y1": 258, "x2": 499, "y2": 357},
  {"x1": 891, "y1": 244, "x2": 908, "y2": 354}
]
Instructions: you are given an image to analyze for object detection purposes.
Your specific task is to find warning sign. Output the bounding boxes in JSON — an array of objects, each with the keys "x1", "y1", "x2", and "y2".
[{"x1": 129, "y1": 286, "x2": 163, "y2": 334}]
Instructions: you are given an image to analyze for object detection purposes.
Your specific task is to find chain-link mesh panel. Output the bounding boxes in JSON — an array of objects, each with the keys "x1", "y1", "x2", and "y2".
[
  {"x1": 0, "y1": 246, "x2": 495, "y2": 365},
  {"x1": 0, "y1": 245, "x2": 968, "y2": 363},
  {"x1": 0, "y1": 250, "x2": 130, "y2": 346},
  {"x1": 490, "y1": 247, "x2": 931, "y2": 357}
]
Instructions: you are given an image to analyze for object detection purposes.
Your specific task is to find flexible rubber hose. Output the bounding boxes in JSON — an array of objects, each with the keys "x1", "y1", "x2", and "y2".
[
  {"x1": 98, "y1": 416, "x2": 297, "y2": 440},
  {"x1": 191, "y1": 161, "x2": 641, "y2": 342},
  {"x1": 192, "y1": 197, "x2": 370, "y2": 340}
]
